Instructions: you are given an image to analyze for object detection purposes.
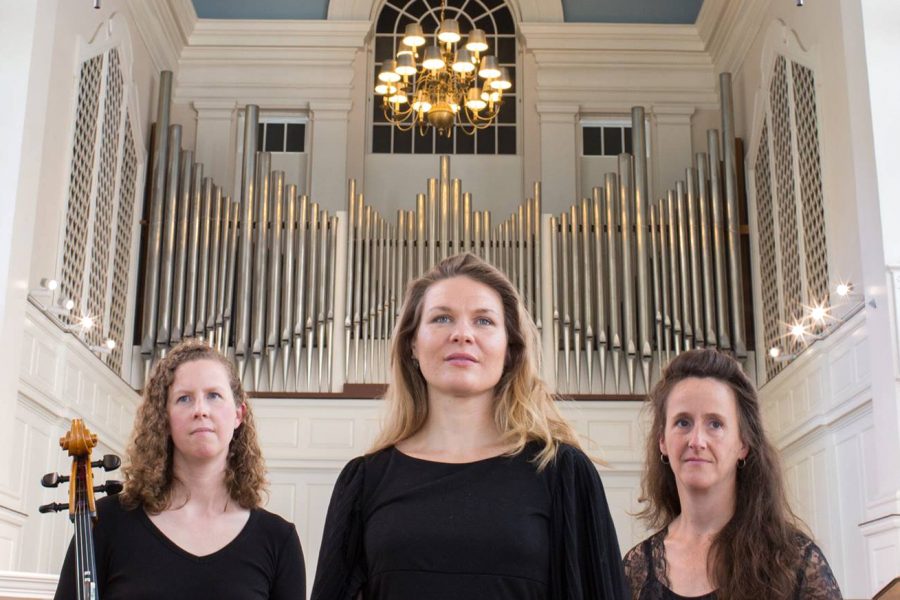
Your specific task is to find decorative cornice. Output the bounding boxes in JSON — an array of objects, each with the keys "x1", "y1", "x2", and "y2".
[
  {"x1": 187, "y1": 19, "x2": 370, "y2": 48},
  {"x1": 124, "y1": 0, "x2": 188, "y2": 72},
  {"x1": 697, "y1": 0, "x2": 772, "y2": 76},
  {"x1": 520, "y1": 22, "x2": 706, "y2": 52}
]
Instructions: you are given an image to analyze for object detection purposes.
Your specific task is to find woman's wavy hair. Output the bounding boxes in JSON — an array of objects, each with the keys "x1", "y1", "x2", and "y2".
[
  {"x1": 120, "y1": 339, "x2": 267, "y2": 513},
  {"x1": 370, "y1": 253, "x2": 582, "y2": 470},
  {"x1": 638, "y1": 348, "x2": 806, "y2": 599}
]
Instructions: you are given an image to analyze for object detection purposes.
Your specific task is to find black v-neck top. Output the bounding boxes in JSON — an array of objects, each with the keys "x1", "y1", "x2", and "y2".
[
  {"x1": 54, "y1": 495, "x2": 305, "y2": 600},
  {"x1": 312, "y1": 443, "x2": 629, "y2": 600}
]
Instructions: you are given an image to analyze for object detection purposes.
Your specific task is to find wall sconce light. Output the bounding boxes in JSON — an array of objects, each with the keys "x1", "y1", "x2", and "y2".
[
  {"x1": 65, "y1": 314, "x2": 95, "y2": 334},
  {"x1": 48, "y1": 297, "x2": 75, "y2": 316},
  {"x1": 90, "y1": 339, "x2": 116, "y2": 355}
]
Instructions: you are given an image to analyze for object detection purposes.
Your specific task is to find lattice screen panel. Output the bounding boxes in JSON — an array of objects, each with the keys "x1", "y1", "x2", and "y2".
[
  {"x1": 754, "y1": 123, "x2": 783, "y2": 380},
  {"x1": 108, "y1": 114, "x2": 137, "y2": 373},
  {"x1": 58, "y1": 47, "x2": 141, "y2": 376},
  {"x1": 87, "y1": 49, "x2": 124, "y2": 348},
  {"x1": 60, "y1": 55, "x2": 103, "y2": 326},
  {"x1": 753, "y1": 54, "x2": 832, "y2": 382},
  {"x1": 769, "y1": 56, "x2": 803, "y2": 328},
  {"x1": 792, "y1": 61, "x2": 829, "y2": 306}
]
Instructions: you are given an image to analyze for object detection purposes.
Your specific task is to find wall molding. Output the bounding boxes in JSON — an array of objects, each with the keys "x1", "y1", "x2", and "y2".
[
  {"x1": 0, "y1": 571, "x2": 56, "y2": 600},
  {"x1": 520, "y1": 22, "x2": 717, "y2": 111}
]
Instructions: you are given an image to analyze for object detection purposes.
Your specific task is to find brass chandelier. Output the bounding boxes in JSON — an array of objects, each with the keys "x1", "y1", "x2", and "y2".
[{"x1": 374, "y1": 0, "x2": 512, "y2": 137}]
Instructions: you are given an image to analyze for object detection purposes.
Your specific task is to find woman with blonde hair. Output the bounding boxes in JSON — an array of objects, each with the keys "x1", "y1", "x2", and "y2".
[
  {"x1": 312, "y1": 253, "x2": 628, "y2": 600},
  {"x1": 624, "y1": 348, "x2": 841, "y2": 599},
  {"x1": 54, "y1": 339, "x2": 305, "y2": 599}
]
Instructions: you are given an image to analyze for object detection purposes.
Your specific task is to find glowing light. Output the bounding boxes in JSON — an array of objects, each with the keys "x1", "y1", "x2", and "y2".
[
  {"x1": 768, "y1": 347, "x2": 781, "y2": 359},
  {"x1": 809, "y1": 304, "x2": 828, "y2": 324},
  {"x1": 836, "y1": 283, "x2": 851, "y2": 297}
]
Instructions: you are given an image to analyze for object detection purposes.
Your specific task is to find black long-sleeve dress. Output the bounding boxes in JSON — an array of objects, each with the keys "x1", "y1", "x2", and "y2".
[{"x1": 311, "y1": 442, "x2": 629, "y2": 600}]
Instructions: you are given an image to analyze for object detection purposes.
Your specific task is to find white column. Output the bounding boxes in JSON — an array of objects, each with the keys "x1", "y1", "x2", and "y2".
[
  {"x1": 649, "y1": 105, "x2": 695, "y2": 200},
  {"x1": 0, "y1": 0, "x2": 57, "y2": 501},
  {"x1": 536, "y1": 103, "x2": 578, "y2": 214},
  {"x1": 844, "y1": 0, "x2": 900, "y2": 592},
  {"x1": 194, "y1": 100, "x2": 238, "y2": 194},
  {"x1": 308, "y1": 101, "x2": 352, "y2": 211}
]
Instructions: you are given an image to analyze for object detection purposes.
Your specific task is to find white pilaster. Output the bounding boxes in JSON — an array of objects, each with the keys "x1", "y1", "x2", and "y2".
[
  {"x1": 536, "y1": 103, "x2": 578, "y2": 213},
  {"x1": 649, "y1": 105, "x2": 695, "y2": 201},
  {"x1": 193, "y1": 100, "x2": 238, "y2": 194},
  {"x1": 0, "y1": 0, "x2": 58, "y2": 506},
  {"x1": 308, "y1": 101, "x2": 353, "y2": 211}
]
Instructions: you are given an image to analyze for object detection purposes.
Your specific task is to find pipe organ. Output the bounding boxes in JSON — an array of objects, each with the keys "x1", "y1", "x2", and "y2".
[{"x1": 136, "y1": 71, "x2": 750, "y2": 395}]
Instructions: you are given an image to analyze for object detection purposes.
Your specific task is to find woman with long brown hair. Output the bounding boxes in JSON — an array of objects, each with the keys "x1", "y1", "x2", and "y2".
[
  {"x1": 54, "y1": 339, "x2": 305, "y2": 599},
  {"x1": 624, "y1": 348, "x2": 841, "y2": 599},
  {"x1": 312, "y1": 253, "x2": 628, "y2": 600}
]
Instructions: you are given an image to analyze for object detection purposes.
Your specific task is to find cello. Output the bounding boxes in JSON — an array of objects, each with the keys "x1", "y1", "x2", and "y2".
[{"x1": 40, "y1": 419, "x2": 122, "y2": 600}]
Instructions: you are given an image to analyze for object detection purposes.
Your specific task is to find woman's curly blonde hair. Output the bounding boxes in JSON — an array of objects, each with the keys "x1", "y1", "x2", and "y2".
[{"x1": 120, "y1": 339, "x2": 267, "y2": 513}]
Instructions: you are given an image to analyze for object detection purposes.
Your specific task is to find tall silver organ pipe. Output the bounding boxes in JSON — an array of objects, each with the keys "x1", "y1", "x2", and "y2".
[
  {"x1": 140, "y1": 70, "x2": 172, "y2": 362},
  {"x1": 234, "y1": 105, "x2": 258, "y2": 374}
]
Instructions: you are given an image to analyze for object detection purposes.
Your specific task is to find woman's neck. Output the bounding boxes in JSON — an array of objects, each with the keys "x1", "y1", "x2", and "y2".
[
  {"x1": 169, "y1": 456, "x2": 233, "y2": 513},
  {"x1": 401, "y1": 389, "x2": 506, "y2": 460},
  {"x1": 670, "y1": 485, "x2": 736, "y2": 540}
]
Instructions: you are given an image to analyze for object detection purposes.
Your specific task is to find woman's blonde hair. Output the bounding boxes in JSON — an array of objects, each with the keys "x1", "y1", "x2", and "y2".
[
  {"x1": 120, "y1": 339, "x2": 267, "y2": 513},
  {"x1": 370, "y1": 253, "x2": 581, "y2": 469}
]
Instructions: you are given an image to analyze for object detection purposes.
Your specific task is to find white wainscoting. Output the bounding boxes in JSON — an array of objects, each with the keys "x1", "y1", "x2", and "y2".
[
  {"x1": 3, "y1": 304, "x2": 141, "y2": 592},
  {"x1": 760, "y1": 311, "x2": 875, "y2": 599}
]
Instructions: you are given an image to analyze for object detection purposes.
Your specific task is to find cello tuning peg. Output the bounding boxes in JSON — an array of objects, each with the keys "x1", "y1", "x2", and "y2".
[
  {"x1": 40, "y1": 473, "x2": 69, "y2": 488},
  {"x1": 38, "y1": 502, "x2": 68, "y2": 514},
  {"x1": 91, "y1": 454, "x2": 121, "y2": 472},
  {"x1": 94, "y1": 480, "x2": 123, "y2": 495}
]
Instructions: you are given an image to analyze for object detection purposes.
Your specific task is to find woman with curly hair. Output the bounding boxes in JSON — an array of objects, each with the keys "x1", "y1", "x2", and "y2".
[
  {"x1": 312, "y1": 253, "x2": 628, "y2": 600},
  {"x1": 54, "y1": 339, "x2": 305, "y2": 599},
  {"x1": 623, "y1": 348, "x2": 841, "y2": 600}
]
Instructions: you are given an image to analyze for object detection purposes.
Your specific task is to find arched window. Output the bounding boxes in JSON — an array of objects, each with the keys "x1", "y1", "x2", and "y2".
[{"x1": 371, "y1": 0, "x2": 517, "y2": 155}]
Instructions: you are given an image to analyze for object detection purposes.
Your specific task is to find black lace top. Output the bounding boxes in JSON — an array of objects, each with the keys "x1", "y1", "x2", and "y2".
[{"x1": 623, "y1": 528, "x2": 842, "y2": 600}]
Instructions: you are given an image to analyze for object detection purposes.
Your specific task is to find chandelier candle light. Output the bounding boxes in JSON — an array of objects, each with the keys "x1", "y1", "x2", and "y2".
[{"x1": 374, "y1": 0, "x2": 511, "y2": 136}]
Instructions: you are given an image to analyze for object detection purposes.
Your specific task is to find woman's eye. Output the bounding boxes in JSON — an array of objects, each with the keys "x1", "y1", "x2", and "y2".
[
  {"x1": 208, "y1": 392, "x2": 222, "y2": 400},
  {"x1": 476, "y1": 317, "x2": 494, "y2": 326},
  {"x1": 709, "y1": 420, "x2": 723, "y2": 429},
  {"x1": 675, "y1": 418, "x2": 690, "y2": 428},
  {"x1": 432, "y1": 315, "x2": 451, "y2": 324},
  {"x1": 175, "y1": 395, "x2": 191, "y2": 404}
]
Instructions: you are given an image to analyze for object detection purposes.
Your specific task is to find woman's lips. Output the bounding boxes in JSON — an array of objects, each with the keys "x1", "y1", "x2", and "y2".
[{"x1": 445, "y1": 353, "x2": 477, "y2": 365}]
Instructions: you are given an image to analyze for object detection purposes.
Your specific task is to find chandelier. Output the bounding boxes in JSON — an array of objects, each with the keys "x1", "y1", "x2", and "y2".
[{"x1": 373, "y1": 0, "x2": 512, "y2": 137}]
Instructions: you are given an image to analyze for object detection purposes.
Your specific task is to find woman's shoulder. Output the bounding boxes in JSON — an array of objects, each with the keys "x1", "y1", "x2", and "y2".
[
  {"x1": 792, "y1": 532, "x2": 843, "y2": 598},
  {"x1": 624, "y1": 529, "x2": 665, "y2": 564},
  {"x1": 252, "y1": 507, "x2": 297, "y2": 534}
]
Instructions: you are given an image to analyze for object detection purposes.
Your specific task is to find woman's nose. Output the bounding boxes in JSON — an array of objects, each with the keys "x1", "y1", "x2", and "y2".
[
  {"x1": 192, "y1": 396, "x2": 210, "y2": 417},
  {"x1": 688, "y1": 427, "x2": 706, "y2": 449},
  {"x1": 450, "y1": 323, "x2": 474, "y2": 343}
]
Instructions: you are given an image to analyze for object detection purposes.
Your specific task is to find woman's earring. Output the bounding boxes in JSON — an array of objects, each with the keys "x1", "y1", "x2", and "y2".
[
  {"x1": 737, "y1": 457, "x2": 747, "y2": 469},
  {"x1": 660, "y1": 453, "x2": 670, "y2": 465}
]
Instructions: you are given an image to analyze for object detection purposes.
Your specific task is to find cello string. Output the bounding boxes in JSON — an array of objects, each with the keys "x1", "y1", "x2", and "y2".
[{"x1": 75, "y1": 461, "x2": 86, "y2": 600}]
